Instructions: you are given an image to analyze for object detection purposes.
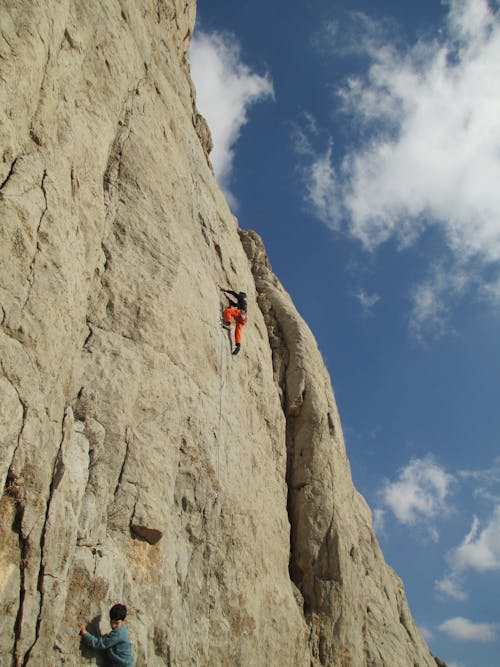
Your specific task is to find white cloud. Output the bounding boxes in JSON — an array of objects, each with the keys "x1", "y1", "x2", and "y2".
[
  {"x1": 377, "y1": 455, "x2": 455, "y2": 539},
  {"x1": 436, "y1": 505, "x2": 500, "y2": 599},
  {"x1": 303, "y1": 142, "x2": 341, "y2": 227},
  {"x1": 438, "y1": 616, "x2": 499, "y2": 642},
  {"x1": 481, "y1": 276, "x2": 500, "y2": 304},
  {"x1": 290, "y1": 112, "x2": 320, "y2": 156},
  {"x1": 300, "y1": 0, "x2": 500, "y2": 336},
  {"x1": 409, "y1": 263, "x2": 468, "y2": 341},
  {"x1": 373, "y1": 508, "x2": 386, "y2": 535},
  {"x1": 338, "y1": 0, "x2": 500, "y2": 258},
  {"x1": 190, "y1": 31, "x2": 274, "y2": 206},
  {"x1": 448, "y1": 662, "x2": 467, "y2": 667},
  {"x1": 450, "y1": 506, "x2": 500, "y2": 572},
  {"x1": 435, "y1": 572, "x2": 467, "y2": 601},
  {"x1": 459, "y1": 456, "x2": 500, "y2": 503},
  {"x1": 356, "y1": 289, "x2": 380, "y2": 316}
]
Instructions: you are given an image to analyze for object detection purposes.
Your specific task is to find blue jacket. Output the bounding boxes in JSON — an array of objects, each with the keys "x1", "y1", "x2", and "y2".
[{"x1": 83, "y1": 624, "x2": 134, "y2": 666}]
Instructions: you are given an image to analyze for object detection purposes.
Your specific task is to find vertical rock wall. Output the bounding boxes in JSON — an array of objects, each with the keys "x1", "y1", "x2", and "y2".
[
  {"x1": 240, "y1": 231, "x2": 439, "y2": 666},
  {"x1": 0, "y1": 1, "x2": 441, "y2": 666}
]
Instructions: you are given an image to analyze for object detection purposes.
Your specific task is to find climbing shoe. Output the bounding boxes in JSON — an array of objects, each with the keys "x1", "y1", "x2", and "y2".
[
  {"x1": 222, "y1": 321, "x2": 231, "y2": 330},
  {"x1": 232, "y1": 344, "x2": 241, "y2": 355}
]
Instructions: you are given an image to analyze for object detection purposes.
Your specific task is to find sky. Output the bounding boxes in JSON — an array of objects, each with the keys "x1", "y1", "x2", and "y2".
[{"x1": 189, "y1": 1, "x2": 500, "y2": 665}]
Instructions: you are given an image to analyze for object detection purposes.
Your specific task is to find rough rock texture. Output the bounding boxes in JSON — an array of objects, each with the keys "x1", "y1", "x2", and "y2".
[
  {"x1": 0, "y1": 1, "x2": 443, "y2": 666},
  {"x1": 240, "y1": 231, "x2": 444, "y2": 667}
]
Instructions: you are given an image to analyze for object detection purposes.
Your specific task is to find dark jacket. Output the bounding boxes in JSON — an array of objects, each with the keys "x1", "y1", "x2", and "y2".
[{"x1": 224, "y1": 289, "x2": 247, "y2": 312}]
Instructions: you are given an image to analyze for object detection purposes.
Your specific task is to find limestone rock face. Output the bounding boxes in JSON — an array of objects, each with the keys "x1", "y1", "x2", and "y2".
[
  {"x1": 240, "y1": 231, "x2": 440, "y2": 667},
  {"x1": 0, "y1": 1, "x2": 442, "y2": 666}
]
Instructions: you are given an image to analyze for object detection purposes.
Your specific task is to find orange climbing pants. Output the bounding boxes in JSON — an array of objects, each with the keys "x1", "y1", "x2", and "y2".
[{"x1": 224, "y1": 308, "x2": 247, "y2": 345}]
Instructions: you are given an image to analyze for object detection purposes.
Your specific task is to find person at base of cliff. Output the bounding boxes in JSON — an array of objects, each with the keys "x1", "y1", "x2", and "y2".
[
  {"x1": 79, "y1": 603, "x2": 134, "y2": 667},
  {"x1": 220, "y1": 286, "x2": 247, "y2": 355}
]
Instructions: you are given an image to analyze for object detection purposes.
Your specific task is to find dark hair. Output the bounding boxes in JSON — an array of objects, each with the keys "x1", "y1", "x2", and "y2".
[{"x1": 109, "y1": 604, "x2": 127, "y2": 621}]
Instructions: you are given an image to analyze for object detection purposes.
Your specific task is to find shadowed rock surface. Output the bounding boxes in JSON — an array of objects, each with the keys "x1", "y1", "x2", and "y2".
[{"x1": 0, "y1": 1, "x2": 445, "y2": 665}]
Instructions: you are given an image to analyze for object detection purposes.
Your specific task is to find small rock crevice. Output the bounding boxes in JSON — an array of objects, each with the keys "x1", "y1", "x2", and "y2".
[
  {"x1": 0, "y1": 156, "x2": 20, "y2": 192},
  {"x1": 22, "y1": 170, "x2": 49, "y2": 311},
  {"x1": 6, "y1": 475, "x2": 28, "y2": 667},
  {"x1": 113, "y1": 427, "x2": 131, "y2": 497}
]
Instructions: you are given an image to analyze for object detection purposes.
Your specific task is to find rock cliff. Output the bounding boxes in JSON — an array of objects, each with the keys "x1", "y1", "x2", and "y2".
[{"x1": 0, "y1": 1, "x2": 442, "y2": 665}]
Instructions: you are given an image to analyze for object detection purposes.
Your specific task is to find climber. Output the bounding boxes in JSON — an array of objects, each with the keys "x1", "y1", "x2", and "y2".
[
  {"x1": 220, "y1": 286, "x2": 247, "y2": 355},
  {"x1": 79, "y1": 603, "x2": 134, "y2": 666}
]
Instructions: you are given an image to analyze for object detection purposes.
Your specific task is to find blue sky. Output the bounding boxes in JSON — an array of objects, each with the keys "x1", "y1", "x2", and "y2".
[{"x1": 189, "y1": 1, "x2": 500, "y2": 665}]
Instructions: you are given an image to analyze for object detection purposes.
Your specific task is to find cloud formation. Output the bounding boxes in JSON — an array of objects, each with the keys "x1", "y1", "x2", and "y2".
[
  {"x1": 300, "y1": 0, "x2": 500, "y2": 336},
  {"x1": 436, "y1": 505, "x2": 500, "y2": 599},
  {"x1": 435, "y1": 572, "x2": 468, "y2": 602},
  {"x1": 190, "y1": 31, "x2": 274, "y2": 206},
  {"x1": 459, "y1": 456, "x2": 500, "y2": 503},
  {"x1": 355, "y1": 289, "x2": 380, "y2": 316},
  {"x1": 408, "y1": 263, "x2": 468, "y2": 341},
  {"x1": 451, "y1": 507, "x2": 500, "y2": 572},
  {"x1": 372, "y1": 508, "x2": 386, "y2": 535},
  {"x1": 439, "y1": 616, "x2": 499, "y2": 642},
  {"x1": 378, "y1": 455, "x2": 455, "y2": 540}
]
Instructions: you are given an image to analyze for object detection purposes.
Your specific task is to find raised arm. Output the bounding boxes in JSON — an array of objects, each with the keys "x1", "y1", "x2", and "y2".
[
  {"x1": 220, "y1": 287, "x2": 238, "y2": 307},
  {"x1": 82, "y1": 628, "x2": 122, "y2": 650}
]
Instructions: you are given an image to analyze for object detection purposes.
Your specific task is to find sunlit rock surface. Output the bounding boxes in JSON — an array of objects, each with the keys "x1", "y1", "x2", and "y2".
[{"x1": 0, "y1": 1, "x2": 443, "y2": 665}]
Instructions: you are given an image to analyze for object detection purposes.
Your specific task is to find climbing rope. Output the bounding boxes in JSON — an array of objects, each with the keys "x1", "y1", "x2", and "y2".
[{"x1": 214, "y1": 301, "x2": 226, "y2": 497}]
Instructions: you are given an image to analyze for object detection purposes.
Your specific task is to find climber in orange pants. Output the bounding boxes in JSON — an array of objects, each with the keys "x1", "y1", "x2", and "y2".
[{"x1": 220, "y1": 287, "x2": 247, "y2": 355}]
